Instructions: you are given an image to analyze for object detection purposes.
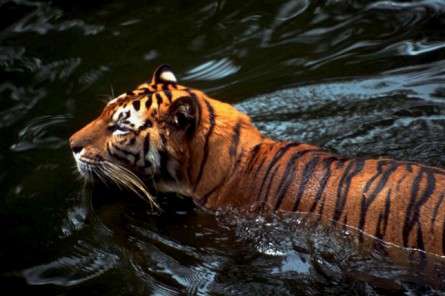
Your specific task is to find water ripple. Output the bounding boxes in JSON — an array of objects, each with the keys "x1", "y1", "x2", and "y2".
[
  {"x1": 22, "y1": 241, "x2": 120, "y2": 286},
  {"x1": 11, "y1": 1, "x2": 104, "y2": 36},
  {"x1": 0, "y1": 83, "x2": 45, "y2": 129},
  {"x1": 237, "y1": 61, "x2": 445, "y2": 166},
  {"x1": 34, "y1": 58, "x2": 81, "y2": 82},
  {"x1": 368, "y1": 0, "x2": 445, "y2": 13},
  {"x1": 182, "y1": 58, "x2": 240, "y2": 81},
  {"x1": 77, "y1": 65, "x2": 110, "y2": 92},
  {"x1": 10, "y1": 115, "x2": 70, "y2": 152},
  {"x1": 375, "y1": 40, "x2": 445, "y2": 57},
  {"x1": 3, "y1": 0, "x2": 445, "y2": 294},
  {"x1": 260, "y1": 0, "x2": 310, "y2": 46}
]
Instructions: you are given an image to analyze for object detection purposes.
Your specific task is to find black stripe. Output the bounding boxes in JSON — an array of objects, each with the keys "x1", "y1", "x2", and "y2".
[
  {"x1": 362, "y1": 161, "x2": 386, "y2": 195},
  {"x1": 430, "y1": 192, "x2": 445, "y2": 233},
  {"x1": 256, "y1": 143, "x2": 302, "y2": 204},
  {"x1": 111, "y1": 143, "x2": 140, "y2": 163},
  {"x1": 116, "y1": 112, "x2": 124, "y2": 121},
  {"x1": 401, "y1": 161, "x2": 445, "y2": 175},
  {"x1": 292, "y1": 156, "x2": 320, "y2": 211},
  {"x1": 139, "y1": 119, "x2": 152, "y2": 131},
  {"x1": 254, "y1": 156, "x2": 268, "y2": 175},
  {"x1": 106, "y1": 143, "x2": 112, "y2": 156},
  {"x1": 118, "y1": 111, "x2": 130, "y2": 121},
  {"x1": 156, "y1": 93, "x2": 163, "y2": 105},
  {"x1": 142, "y1": 88, "x2": 151, "y2": 94},
  {"x1": 164, "y1": 90, "x2": 173, "y2": 102},
  {"x1": 158, "y1": 150, "x2": 174, "y2": 181},
  {"x1": 121, "y1": 120, "x2": 134, "y2": 127},
  {"x1": 336, "y1": 160, "x2": 346, "y2": 169},
  {"x1": 309, "y1": 157, "x2": 336, "y2": 213},
  {"x1": 375, "y1": 189, "x2": 392, "y2": 240},
  {"x1": 160, "y1": 133, "x2": 167, "y2": 146},
  {"x1": 402, "y1": 168, "x2": 436, "y2": 247},
  {"x1": 416, "y1": 224, "x2": 425, "y2": 252},
  {"x1": 107, "y1": 143, "x2": 128, "y2": 163},
  {"x1": 266, "y1": 150, "x2": 321, "y2": 210},
  {"x1": 332, "y1": 159, "x2": 365, "y2": 224},
  {"x1": 132, "y1": 100, "x2": 140, "y2": 111},
  {"x1": 246, "y1": 144, "x2": 268, "y2": 174},
  {"x1": 262, "y1": 164, "x2": 282, "y2": 208},
  {"x1": 343, "y1": 215, "x2": 348, "y2": 230},
  {"x1": 358, "y1": 161, "x2": 398, "y2": 239},
  {"x1": 246, "y1": 144, "x2": 262, "y2": 173},
  {"x1": 273, "y1": 152, "x2": 321, "y2": 212},
  {"x1": 143, "y1": 134, "x2": 150, "y2": 167},
  {"x1": 273, "y1": 159, "x2": 298, "y2": 211},
  {"x1": 145, "y1": 95, "x2": 153, "y2": 109},
  {"x1": 193, "y1": 99, "x2": 215, "y2": 191},
  {"x1": 198, "y1": 178, "x2": 226, "y2": 207},
  {"x1": 442, "y1": 219, "x2": 445, "y2": 255},
  {"x1": 229, "y1": 122, "x2": 242, "y2": 157},
  {"x1": 192, "y1": 93, "x2": 201, "y2": 130},
  {"x1": 331, "y1": 160, "x2": 355, "y2": 222},
  {"x1": 126, "y1": 91, "x2": 134, "y2": 96}
]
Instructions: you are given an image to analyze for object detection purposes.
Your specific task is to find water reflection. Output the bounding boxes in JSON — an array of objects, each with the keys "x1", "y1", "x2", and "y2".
[
  {"x1": 2, "y1": 0, "x2": 445, "y2": 294},
  {"x1": 0, "y1": 82, "x2": 44, "y2": 128},
  {"x1": 183, "y1": 58, "x2": 240, "y2": 81},
  {"x1": 10, "y1": 115, "x2": 70, "y2": 152},
  {"x1": 23, "y1": 240, "x2": 120, "y2": 287},
  {"x1": 18, "y1": 186, "x2": 445, "y2": 294},
  {"x1": 11, "y1": 1, "x2": 103, "y2": 35}
]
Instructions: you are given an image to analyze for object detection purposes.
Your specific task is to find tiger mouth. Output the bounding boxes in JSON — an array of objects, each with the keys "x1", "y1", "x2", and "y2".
[
  {"x1": 74, "y1": 156, "x2": 158, "y2": 208},
  {"x1": 79, "y1": 157, "x2": 102, "y2": 166}
]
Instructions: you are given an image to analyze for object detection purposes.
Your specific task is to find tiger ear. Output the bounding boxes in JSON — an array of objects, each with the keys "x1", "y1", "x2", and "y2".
[
  {"x1": 167, "y1": 96, "x2": 199, "y2": 137},
  {"x1": 151, "y1": 64, "x2": 177, "y2": 84}
]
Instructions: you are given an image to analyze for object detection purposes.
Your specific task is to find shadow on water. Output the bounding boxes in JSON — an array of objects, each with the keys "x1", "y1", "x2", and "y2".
[{"x1": 1, "y1": 0, "x2": 445, "y2": 295}]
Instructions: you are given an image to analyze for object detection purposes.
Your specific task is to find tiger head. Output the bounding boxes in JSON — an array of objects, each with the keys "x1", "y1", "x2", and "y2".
[{"x1": 69, "y1": 65, "x2": 263, "y2": 206}]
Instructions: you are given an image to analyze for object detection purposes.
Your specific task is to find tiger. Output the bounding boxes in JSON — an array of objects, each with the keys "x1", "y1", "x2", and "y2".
[{"x1": 70, "y1": 65, "x2": 445, "y2": 257}]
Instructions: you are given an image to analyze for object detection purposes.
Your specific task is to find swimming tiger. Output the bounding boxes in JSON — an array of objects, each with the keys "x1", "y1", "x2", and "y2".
[{"x1": 70, "y1": 65, "x2": 445, "y2": 256}]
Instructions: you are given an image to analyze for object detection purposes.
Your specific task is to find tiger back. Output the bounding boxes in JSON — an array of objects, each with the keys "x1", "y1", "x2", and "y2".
[{"x1": 70, "y1": 65, "x2": 445, "y2": 256}]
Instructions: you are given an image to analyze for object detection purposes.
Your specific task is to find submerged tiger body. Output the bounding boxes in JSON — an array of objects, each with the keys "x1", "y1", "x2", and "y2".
[{"x1": 70, "y1": 65, "x2": 445, "y2": 256}]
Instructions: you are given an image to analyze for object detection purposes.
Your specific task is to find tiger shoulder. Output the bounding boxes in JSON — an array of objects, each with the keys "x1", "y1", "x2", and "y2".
[{"x1": 70, "y1": 65, "x2": 445, "y2": 256}]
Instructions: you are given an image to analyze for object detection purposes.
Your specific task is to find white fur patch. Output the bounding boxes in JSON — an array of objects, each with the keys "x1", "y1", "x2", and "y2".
[
  {"x1": 160, "y1": 71, "x2": 177, "y2": 83},
  {"x1": 112, "y1": 107, "x2": 145, "y2": 128},
  {"x1": 146, "y1": 147, "x2": 160, "y2": 169}
]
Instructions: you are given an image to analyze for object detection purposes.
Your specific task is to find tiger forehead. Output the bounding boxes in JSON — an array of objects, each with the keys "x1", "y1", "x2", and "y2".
[{"x1": 108, "y1": 85, "x2": 194, "y2": 122}]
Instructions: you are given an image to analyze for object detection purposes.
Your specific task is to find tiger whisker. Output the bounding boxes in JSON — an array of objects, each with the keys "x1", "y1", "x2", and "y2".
[{"x1": 98, "y1": 161, "x2": 159, "y2": 210}]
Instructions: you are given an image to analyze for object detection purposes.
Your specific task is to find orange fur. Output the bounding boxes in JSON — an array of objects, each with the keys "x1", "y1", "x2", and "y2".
[{"x1": 70, "y1": 65, "x2": 445, "y2": 256}]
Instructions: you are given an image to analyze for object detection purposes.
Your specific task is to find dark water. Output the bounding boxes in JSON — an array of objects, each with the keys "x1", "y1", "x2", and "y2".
[{"x1": 2, "y1": 0, "x2": 445, "y2": 295}]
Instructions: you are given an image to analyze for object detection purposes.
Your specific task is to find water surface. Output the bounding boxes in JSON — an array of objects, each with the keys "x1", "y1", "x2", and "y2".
[{"x1": 1, "y1": 0, "x2": 445, "y2": 295}]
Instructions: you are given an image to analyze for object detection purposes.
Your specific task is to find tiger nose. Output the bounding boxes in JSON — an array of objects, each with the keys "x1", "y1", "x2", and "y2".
[{"x1": 69, "y1": 136, "x2": 84, "y2": 154}]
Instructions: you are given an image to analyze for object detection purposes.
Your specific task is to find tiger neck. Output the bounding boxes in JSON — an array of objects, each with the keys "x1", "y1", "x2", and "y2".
[
  {"x1": 186, "y1": 131, "x2": 269, "y2": 207},
  {"x1": 189, "y1": 138, "x2": 275, "y2": 210},
  {"x1": 190, "y1": 140, "x2": 324, "y2": 212}
]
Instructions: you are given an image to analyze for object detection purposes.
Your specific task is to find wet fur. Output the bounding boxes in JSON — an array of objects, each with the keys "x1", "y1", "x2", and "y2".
[{"x1": 70, "y1": 65, "x2": 445, "y2": 256}]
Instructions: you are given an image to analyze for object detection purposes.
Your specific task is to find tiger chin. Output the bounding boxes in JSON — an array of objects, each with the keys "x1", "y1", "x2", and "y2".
[{"x1": 70, "y1": 65, "x2": 445, "y2": 257}]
